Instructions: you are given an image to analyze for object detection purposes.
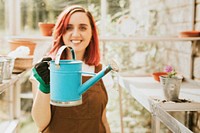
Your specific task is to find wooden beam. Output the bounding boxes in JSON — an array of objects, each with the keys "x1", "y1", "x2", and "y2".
[
  {"x1": 5, "y1": 0, "x2": 21, "y2": 35},
  {"x1": 149, "y1": 98, "x2": 193, "y2": 133}
]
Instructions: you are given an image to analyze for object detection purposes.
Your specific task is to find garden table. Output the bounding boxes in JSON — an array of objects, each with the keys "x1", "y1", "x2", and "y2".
[
  {"x1": 0, "y1": 69, "x2": 30, "y2": 132},
  {"x1": 118, "y1": 76, "x2": 200, "y2": 133}
]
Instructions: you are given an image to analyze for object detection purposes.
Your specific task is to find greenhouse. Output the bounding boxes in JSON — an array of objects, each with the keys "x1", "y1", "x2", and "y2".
[{"x1": 0, "y1": 0, "x2": 200, "y2": 133}]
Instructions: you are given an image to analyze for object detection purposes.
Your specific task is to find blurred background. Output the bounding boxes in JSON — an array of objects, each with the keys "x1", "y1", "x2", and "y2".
[{"x1": 0, "y1": 0, "x2": 200, "y2": 133}]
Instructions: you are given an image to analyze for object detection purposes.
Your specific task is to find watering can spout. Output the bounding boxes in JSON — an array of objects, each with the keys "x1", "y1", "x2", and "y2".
[{"x1": 78, "y1": 60, "x2": 119, "y2": 95}]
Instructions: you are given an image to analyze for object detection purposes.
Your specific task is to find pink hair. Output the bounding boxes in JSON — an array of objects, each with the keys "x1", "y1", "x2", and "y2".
[{"x1": 48, "y1": 5, "x2": 100, "y2": 66}]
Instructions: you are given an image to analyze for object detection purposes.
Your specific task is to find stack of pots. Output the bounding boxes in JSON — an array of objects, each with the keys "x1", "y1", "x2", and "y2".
[
  {"x1": 8, "y1": 39, "x2": 36, "y2": 73},
  {"x1": 9, "y1": 40, "x2": 36, "y2": 55}
]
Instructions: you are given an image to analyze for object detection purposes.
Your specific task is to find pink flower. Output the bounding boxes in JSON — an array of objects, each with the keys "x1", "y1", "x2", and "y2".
[
  {"x1": 164, "y1": 65, "x2": 173, "y2": 73},
  {"x1": 164, "y1": 65, "x2": 177, "y2": 78}
]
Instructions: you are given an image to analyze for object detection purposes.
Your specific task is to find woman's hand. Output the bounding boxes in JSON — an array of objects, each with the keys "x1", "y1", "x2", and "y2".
[
  {"x1": 33, "y1": 57, "x2": 52, "y2": 93},
  {"x1": 34, "y1": 57, "x2": 52, "y2": 84}
]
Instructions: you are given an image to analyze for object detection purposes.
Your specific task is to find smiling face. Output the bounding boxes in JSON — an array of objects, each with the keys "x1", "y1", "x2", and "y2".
[{"x1": 62, "y1": 12, "x2": 92, "y2": 56}]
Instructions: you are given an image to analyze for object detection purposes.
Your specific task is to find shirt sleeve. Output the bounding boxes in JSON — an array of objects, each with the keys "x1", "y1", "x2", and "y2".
[{"x1": 29, "y1": 71, "x2": 39, "y2": 90}]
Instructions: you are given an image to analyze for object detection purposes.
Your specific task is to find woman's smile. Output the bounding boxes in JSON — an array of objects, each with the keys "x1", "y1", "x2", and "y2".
[{"x1": 70, "y1": 40, "x2": 82, "y2": 45}]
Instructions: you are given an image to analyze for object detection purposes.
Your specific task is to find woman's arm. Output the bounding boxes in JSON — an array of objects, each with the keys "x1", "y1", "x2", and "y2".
[
  {"x1": 30, "y1": 77, "x2": 51, "y2": 132},
  {"x1": 102, "y1": 109, "x2": 111, "y2": 133}
]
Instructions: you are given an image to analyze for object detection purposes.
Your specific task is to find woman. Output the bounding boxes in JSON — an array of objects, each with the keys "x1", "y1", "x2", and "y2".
[{"x1": 31, "y1": 5, "x2": 112, "y2": 133}]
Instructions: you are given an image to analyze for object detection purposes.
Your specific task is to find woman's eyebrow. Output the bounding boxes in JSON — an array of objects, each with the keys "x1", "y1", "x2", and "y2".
[
  {"x1": 80, "y1": 24, "x2": 88, "y2": 26},
  {"x1": 67, "y1": 24, "x2": 73, "y2": 26},
  {"x1": 67, "y1": 24, "x2": 88, "y2": 26}
]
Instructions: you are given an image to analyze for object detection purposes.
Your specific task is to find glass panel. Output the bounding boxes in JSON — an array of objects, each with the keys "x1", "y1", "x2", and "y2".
[
  {"x1": 105, "y1": 0, "x2": 132, "y2": 36},
  {"x1": 0, "y1": 2, "x2": 12, "y2": 131},
  {"x1": 0, "y1": 0, "x2": 5, "y2": 34},
  {"x1": 20, "y1": 0, "x2": 101, "y2": 35},
  {"x1": 0, "y1": 0, "x2": 6, "y2": 54}
]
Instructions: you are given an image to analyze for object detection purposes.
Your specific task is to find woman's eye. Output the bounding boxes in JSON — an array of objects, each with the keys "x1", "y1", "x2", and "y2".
[
  {"x1": 80, "y1": 26, "x2": 87, "y2": 31},
  {"x1": 66, "y1": 26, "x2": 73, "y2": 31}
]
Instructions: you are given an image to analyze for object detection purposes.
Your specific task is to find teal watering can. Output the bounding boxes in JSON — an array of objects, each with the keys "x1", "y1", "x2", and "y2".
[{"x1": 50, "y1": 46, "x2": 118, "y2": 107}]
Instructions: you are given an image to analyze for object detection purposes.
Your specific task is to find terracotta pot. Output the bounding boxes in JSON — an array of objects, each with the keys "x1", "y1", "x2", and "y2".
[
  {"x1": 38, "y1": 22, "x2": 55, "y2": 36},
  {"x1": 14, "y1": 56, "x2": 33, "y2": 70},
  {"x1": 8, "y1": 40, "x2": 36, "y2": 55},
  {"x1": 179, "y1": 31, "x2": 200, "y2": 37},
  {"x1": 152, "y1": 72, "x2": 167, "y2": 82}
]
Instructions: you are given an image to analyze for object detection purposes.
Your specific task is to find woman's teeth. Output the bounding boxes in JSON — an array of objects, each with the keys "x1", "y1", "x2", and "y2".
[{"x1": 71, "y1": 40, "x2": 81, "y2": 44}]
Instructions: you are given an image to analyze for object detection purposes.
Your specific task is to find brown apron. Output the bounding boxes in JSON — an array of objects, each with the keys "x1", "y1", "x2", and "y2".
[{"x1": 42, "y1": 64, "x2": 108, "y2": 133}]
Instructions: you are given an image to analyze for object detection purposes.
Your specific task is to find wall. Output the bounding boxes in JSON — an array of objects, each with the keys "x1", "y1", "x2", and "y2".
[
  {"x1": 193, "y1": 0, "x2": 200, "y2": 131},
  {"x1": 130, "y1": 0, "x2": 200, "y2": 132},
  {"x1": 194, "y1": 0, "x2": 200, "y2": 82}
]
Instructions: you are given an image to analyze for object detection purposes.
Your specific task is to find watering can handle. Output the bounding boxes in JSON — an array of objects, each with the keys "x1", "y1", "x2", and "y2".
[{"x1": 55, "y1": 46, "x2": 76, "y2": 65}]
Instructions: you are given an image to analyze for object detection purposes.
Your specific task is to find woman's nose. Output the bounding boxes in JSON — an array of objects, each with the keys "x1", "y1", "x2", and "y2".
[{"x1": 72, "y1": 28, "x2": 80, "y2": 36}]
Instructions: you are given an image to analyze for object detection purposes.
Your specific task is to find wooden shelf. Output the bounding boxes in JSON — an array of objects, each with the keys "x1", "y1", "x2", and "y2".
[
  {"x1": 100, "y1": 36, "x2": 200, "y2": 42},
  {"x1": 6, "y1": 35, "x2": 53, "y2": 42},
  {"x1": 0, "y1": 120, "x2": 19, "y2": 133},
  {"x1": 0, "y1": 71, "x2": 28, "y2": 94},
  {"x1": 6, "y1": 35, "x2": 200, "y2": 43},
  {"x1": 20, "y1": 92, "x2": 33, "y2": 99}
]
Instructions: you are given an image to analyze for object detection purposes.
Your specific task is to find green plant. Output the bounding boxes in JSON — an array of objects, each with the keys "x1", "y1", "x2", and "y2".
[{"x1": 164, "y1": 65, "x2": 177, "y2": 78}]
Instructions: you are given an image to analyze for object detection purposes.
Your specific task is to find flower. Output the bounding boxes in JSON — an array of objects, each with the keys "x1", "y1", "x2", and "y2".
[{"x1": 164, "y1": 65, "x2": 177, "y2": 78}]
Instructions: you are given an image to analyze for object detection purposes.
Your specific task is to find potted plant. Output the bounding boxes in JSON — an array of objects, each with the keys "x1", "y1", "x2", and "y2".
[
  {"x1": 152, "y1": 72, "x2": 167, "y2": 82},
  {"x1": 159, "y1": 65, "x2": 183, "y2": 101},
  {"x1": 38, "y1": 22, "x2": 55, "y2": 36}
]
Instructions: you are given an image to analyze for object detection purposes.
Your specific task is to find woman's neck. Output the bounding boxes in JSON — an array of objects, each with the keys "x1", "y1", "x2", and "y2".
[{"x1": 75, "y1": 51, "x2": 85, "y2": 61}]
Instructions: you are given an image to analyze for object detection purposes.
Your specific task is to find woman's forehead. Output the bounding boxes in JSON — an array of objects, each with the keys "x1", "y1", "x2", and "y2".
[{"x1": 69, "y1": 12, "x2": 90, "y2": 25}]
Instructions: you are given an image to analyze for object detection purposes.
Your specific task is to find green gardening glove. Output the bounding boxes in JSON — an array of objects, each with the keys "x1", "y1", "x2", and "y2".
[{"x1": 32, "y1": 57, "x2": 52, "y2": 94}]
